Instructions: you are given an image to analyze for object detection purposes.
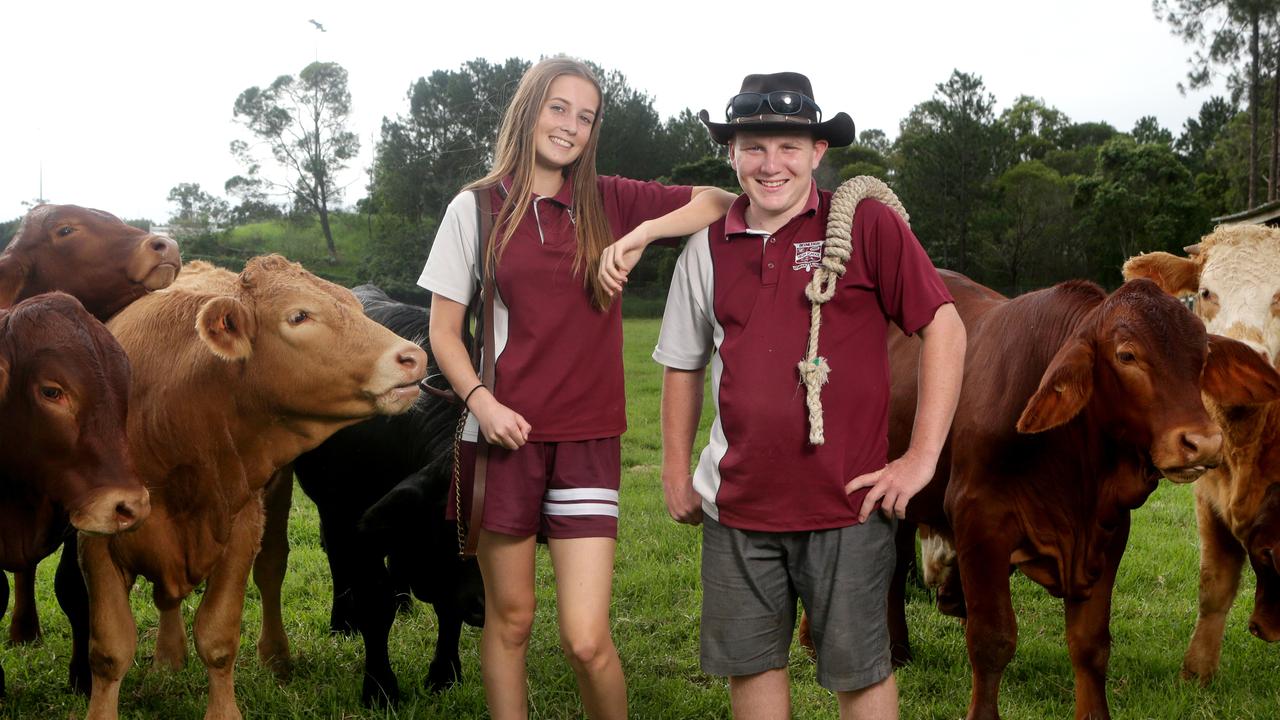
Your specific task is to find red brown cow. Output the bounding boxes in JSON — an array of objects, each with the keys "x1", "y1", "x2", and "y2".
[
  {"x1": 890, "y1": 271, "x2": 1280, "y2": 720},
  {"x1": 70, "y1": 256, "x2": 425, "y2": 720},
  {"x1": 1124, "y1": 227, "x2": 1280, "y2": 680},
  {"x1": 2, "y1": 203, "x2": 179, "y2": 645},
  {"x1": 0, "y1": 204, "x2": 180, "y2": 321},
  {"x1": 0, "y1": 293, "x2": 150, "y2": 696}
]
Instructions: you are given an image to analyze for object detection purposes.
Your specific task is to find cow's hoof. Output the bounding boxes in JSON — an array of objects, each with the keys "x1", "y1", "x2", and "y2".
[
  {"x1": 328, "y1": 615, "x2": 359, "y2": 637},
  {"x1": 425, "y1": 658, "x2": 462, "y2": 693},
  {"x1": 9, "y1": 619, "x2": 42, "y2": 646},
  {"x1": 262, "y1": 653, "x2": 293, "y2": 681},
  {"x1": 890, "y1": 644, "x2": 913, "y2": 668},
  {"x1": 361, "y1": 676, "x2": 400, "y2": 708},
  {"x1": 68, "y1": 661, "x2": 91, "y2": 695},
  {"x1": 937, "y1": 595, "x2": 967, "y2": 618},
  {"x1": 152, "y1": 652, "x2": 186, "y2": 673},
  {"x1": 1179, "y1": 663, "x2": 1215, "y2": 686}
]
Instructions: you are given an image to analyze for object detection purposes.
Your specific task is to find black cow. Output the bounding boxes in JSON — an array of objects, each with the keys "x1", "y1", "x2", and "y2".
[{"x1": 283, "y1": 285, "x2": 484, "y2": 706}]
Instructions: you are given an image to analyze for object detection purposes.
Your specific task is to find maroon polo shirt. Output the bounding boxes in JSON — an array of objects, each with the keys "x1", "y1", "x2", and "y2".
[
  {"x1": 657, "y1": 181, "x2": 953, "y2": 531},
  {"x1": 487, "y1": 175, "x2": 691, "y2": 442}
]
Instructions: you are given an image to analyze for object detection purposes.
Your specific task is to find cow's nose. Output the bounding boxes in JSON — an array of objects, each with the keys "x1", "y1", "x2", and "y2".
[
  {"x1": 142, "y1": 233, "x2": 179, "y2": 258},
  {"x1": 115, "y1": 491, "x2": 151, "y2": 530},
  {"x1": 116, "y1": 501, "x2": 139, "y2": 526},
  {"x1": 398, "y1": 345, "x2": 427, "y2": 377},
  {"x1": 1181, "y1": 429, "x2": 1223, "y2": 462}
]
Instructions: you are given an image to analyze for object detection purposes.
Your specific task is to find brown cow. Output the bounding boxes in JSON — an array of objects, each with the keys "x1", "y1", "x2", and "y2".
[
  {"x1": 1124, "y1": 226, "x2": 1280, "y2": 681},
  {"x1": 70, "y1": 256, "x2": 426, "y2": 720},
  {"x1": 890, "y1": 271, "x2": 1280, "y2": 720},
  {"x1": 0, "y1": 204, "x2": 180, "y2": 321},
  {"x1": 3, "y1": 204, "x2": 180, "y2": 646},
  {"x1": 0, "y1": 293, "x2": 150, "y2": 696}
]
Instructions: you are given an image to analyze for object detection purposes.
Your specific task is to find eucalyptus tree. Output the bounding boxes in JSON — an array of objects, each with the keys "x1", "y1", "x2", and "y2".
[
  {"x1": 232, "y1": 61, "x2": 359, "y2": 261},
  {"x1": 166, "y1": 182, "x2": 228, "y2": 233}
]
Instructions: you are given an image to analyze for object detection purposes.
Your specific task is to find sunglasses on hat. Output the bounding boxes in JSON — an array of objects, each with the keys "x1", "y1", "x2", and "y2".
[{"x1": 726, "y1": 91, "x2": 823, "y2": 123}]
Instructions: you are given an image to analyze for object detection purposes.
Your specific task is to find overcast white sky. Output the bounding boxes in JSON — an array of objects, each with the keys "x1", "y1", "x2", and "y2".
[{"x1": 1, "y1": 0, "x2": 1233, "y2": 224}]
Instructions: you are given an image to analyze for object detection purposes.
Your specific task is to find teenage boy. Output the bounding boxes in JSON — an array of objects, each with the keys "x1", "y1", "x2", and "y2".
[{"x1": 654, "y1": 72, "x2": 966, "y2": 720}]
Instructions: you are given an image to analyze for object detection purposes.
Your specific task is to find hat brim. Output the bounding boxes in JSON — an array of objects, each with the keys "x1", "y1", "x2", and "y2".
[{"x1": 699, "y1": 109, "x2": 856, "y2": 147}]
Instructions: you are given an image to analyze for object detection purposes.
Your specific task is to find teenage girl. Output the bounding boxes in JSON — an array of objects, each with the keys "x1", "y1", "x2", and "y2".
[{"x1": 421, "y1": 56, "x2": 733, "y2": 720}]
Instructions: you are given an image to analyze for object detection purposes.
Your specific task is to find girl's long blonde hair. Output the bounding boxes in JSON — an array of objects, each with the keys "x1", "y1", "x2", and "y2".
[{"x1": 465, "y1": 57, "x2": 615, "y2": 310}]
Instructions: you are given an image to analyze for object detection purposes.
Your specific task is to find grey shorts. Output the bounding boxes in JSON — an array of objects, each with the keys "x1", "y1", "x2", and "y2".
[{"x1": 699, "y1": 514, "x2": 896, "y2": 693}]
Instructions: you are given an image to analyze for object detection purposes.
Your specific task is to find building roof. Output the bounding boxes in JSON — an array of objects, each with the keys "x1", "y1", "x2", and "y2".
[{"x1": 1212, "y1": 199, "x2": 1280, "y2": 226}]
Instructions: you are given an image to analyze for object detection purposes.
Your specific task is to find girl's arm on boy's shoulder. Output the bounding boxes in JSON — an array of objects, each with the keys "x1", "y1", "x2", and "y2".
[{"x1": 599, "y1": 186, "x2": 735, "y2": 296}]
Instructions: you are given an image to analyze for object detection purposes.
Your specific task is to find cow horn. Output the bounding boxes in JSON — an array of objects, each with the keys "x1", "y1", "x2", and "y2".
[{"x1": 1184, "y1": 243, "x2": 1203, "y2": 256}]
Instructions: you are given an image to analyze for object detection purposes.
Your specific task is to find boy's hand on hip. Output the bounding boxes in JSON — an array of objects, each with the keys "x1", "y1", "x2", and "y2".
[{"x1": 845, "y1": 452, "x2": 937, "y2": 522}]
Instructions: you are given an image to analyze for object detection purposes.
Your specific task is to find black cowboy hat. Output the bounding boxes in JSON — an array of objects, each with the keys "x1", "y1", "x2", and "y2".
[{"x1": 700, "y1": 71, "x2": 855, "y2": 147}]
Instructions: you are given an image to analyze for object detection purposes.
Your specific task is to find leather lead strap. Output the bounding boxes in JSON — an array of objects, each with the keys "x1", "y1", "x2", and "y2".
[{"x1": 464, "y1": 186, "x2": 499, "y2": 557}]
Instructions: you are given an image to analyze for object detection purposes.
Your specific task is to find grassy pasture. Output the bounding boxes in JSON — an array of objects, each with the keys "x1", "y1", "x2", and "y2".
[
  {"x1": 3, "y1": 319, "x2": 1280, "y2": 718},
  {"x1": 221, "y1": 215, "x2": 372, "y2": 288}
]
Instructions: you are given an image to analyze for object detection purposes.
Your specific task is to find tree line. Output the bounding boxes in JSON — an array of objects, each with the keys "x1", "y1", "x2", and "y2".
[{"x1": 355, "y1": 50, "x2": 1280, "y2": 297}]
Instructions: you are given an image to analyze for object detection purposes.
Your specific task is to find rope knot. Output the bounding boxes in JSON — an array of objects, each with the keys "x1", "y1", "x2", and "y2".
[{"x1": 798, "y1": 176, "x2": 909, "y2": 445}]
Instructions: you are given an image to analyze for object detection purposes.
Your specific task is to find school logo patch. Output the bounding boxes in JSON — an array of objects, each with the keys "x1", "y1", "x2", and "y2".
[{"x1": 793, "y1": 241, "x2": 824, "y2": 272}]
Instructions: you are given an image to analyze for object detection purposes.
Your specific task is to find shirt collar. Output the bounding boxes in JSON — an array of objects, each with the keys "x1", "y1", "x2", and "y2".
[
  {"x1": 724, "y1": 180, "x2": 821, "y2": 237},
  {"x1": 504, "y1": 171, "x2": 576, "y2": 208},
  {"x1": 547, "y1": 172, "x2": 575, "y2": 207}
]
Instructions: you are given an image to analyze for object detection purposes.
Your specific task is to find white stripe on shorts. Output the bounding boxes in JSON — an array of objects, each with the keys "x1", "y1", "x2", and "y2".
[
  {"x1": 540, "y1": 502, "x2": 620, "y2": 518},
  {"x1": 544, "y1": 488, "x2": 619, "y2": 503}
]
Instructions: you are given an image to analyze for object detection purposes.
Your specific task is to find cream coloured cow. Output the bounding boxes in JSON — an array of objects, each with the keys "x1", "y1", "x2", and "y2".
[{"x1": 1124, "y1": 223, "x2": 1280, "y2": 681}]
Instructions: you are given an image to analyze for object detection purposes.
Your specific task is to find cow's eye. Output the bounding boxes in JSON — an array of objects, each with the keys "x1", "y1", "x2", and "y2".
[
  {"x1": 40, "y1": 386, "x2": 64, "y2": 401},
  {"x1": 1116, "y1": 350, "x2": 1136, "y2": 363},
  {"x1": 1201, "y1": 288, "x2": 1213, "y2": 300},
  {"x1": 288, "y1": 310, "x2": 310, "y2": 325},
  {"x1": 57, "y1": 226, "x2": 74, "y2": 237}
]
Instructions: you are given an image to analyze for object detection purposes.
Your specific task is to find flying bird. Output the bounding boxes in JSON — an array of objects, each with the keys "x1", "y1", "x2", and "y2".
[{"x1": 308, "y1": 19, "x2": 326, "y2": 32}]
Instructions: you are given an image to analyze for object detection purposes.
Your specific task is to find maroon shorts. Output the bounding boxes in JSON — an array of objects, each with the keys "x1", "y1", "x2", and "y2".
[{"x1": 447, "y1": 437, "x2": 621, "y2": 539}]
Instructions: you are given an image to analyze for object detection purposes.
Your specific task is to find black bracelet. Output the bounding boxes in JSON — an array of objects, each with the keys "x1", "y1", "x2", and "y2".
[{"x1": 463, "y1": 383, "x2": 486, "y2": 409}]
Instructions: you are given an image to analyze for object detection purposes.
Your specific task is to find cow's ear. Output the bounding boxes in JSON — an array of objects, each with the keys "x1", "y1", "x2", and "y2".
[
  {"x1": 1017, "y1": 338, "x2": 1094, "y2": 434},
  {"x1": 1121, "y1": 252, "x2": 1201, "y2": 297},
  {"x1": 1202, "y1": 334, "x2": 1280, "y2": 407},
  {"x1": 0, "y1": 255, "x2": 27, "y2": 309},
  {"x1": 196, "y1": 296, "x2": 255, "y2": 361}
]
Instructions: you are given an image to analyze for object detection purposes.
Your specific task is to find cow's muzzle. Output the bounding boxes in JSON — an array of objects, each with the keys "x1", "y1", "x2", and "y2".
[{"x1": 70, "y1": 486, "x2": 151, "y2": 535}]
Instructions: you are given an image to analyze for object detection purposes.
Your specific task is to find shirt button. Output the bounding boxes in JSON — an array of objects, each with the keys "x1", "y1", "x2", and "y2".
[
  {"x1": 769, "y1": 237, "x2": 776, "y2": 244},
  {"x1": 767, "y1": 262, "x2": 775, "y2": 269}
]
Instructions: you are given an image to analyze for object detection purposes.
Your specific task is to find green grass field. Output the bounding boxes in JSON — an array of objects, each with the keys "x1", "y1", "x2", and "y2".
[
  {"x1": 3, "y1": 319, "x2": 1280, "y2": 718},
  {"x1": 218, "y1": 214, "x2": 376, "y2": 288}
]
